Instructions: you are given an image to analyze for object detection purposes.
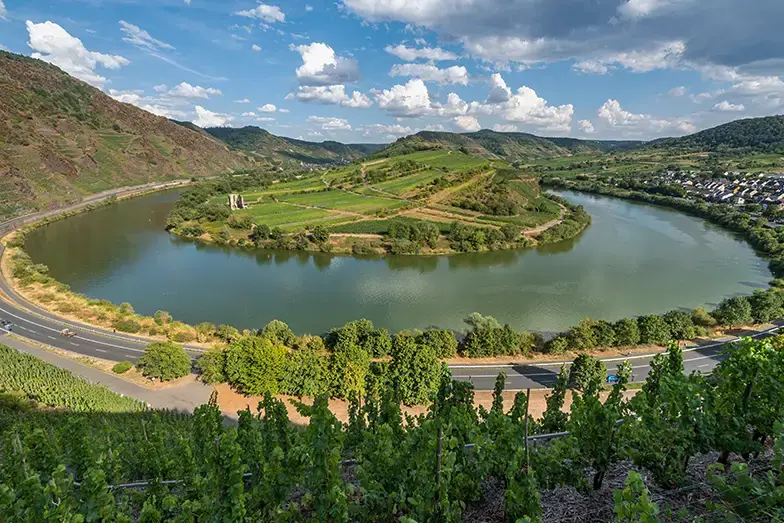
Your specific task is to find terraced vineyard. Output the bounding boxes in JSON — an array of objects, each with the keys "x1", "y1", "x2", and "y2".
[{"x1": 170, "y1": 149, "x2": 582, "y2": 254}]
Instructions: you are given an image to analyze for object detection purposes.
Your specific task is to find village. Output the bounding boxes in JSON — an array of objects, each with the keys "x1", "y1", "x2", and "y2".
[{"x1": 658, "y1": 170, "x2": 784, "y2": 208}]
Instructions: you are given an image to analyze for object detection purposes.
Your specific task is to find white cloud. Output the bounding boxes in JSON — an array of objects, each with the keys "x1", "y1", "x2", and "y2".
[
  {"x1": 26, "y1": 20, "x2": 130, "y2": 88},
  {"x1": 596, "y1": 99, "x2": 695, "y2": 135},
  {"x1": 572, "y1": 41, "x2": 686, "y2": 75},
  {"x1": 360, "y1": 123, "x2": 413, "y2": 136},
  {"x1": 109, "y1": 89, "x2": 143, "y2": 105},
  {"x1": 119, "y1": 21, "x2": 174, "y2": 52},
  {"x1": 256, "y1": 116, "x2": 276, "y2": 122},
  {"x1": 306, "y1": 5, "x2": 314, "y2": 12},
  {"x1": 454, "y1": 116, "x2": 481, "y2": 132},
  {"x1": 234, "y1": 3, "x2": 285, "y2": 23},
  {"x1": 109, "y1": 89, "x2": 189, "y2": 119},
  {"x1": 167, "y1": 82, "x2": 222, "y2": 99},
  {"x1": 278, "y1": 108, "x2": 290, "y2": 113},
  {"x1": 184, "y1": 0, "x2": 191, "y2": 5},
  {"x1": 242, "y1": 112, "x2": 257, "y2": 117},
  {"x1": 193, "y1": 105, "x2": 233, "y2": 127},
  {"x1": 0, "y1": 1, "x2": 6, "y2": 19},
  {"x1": 373, "y1": 79, "x2": 435, "y2": 117},
  {"x1": 572, "y1": 60, "x2": 610, "y2": 75},
  {"x1": 258, "y1": 103, "x2": 277, "y2": 112},
  {"x1": 713, "y1": 100, "x2": 745, "y2": 112},
  {"x1": 390, "y1": 63, "x2": 469, "y2": 85},
  {"x1": 578, "y1": 120, "x2": 595, "y2": 134},
  {"x1": 617, "y1": 0, "x2": 683, "y2": 20},
  {"x1": 668, "y1": 86, "x2": 686, "y2": 96},
  {"x1": 439, "y1": 92, "x2": 469, "y2": 116},
  {"x1": 308, "y1": 116, "x2": 352, "y2": 130},
  {"x1": 486, "y1": 73, "x2": 512, "y2": 103},
  {"x1": 493, "y1": 124, "x2": 519, "y2": 132},
  {"x1": 423, "y1": 124, "x2": 447, "y2": 132},
  {"x1": 384, "y1": 43, "x2": 457, "y2": 61},
  {"x1": 252, "y1": 44, "x2": 261, "y2": 52},
  {"x1": 292, "y1": 42, "x2": 360, "y2": 86},
  {"x1": 286, "y1": 84, "x2": 372, "y2": 108},
  {"x1": 234, "y1": 98, "x2": 251, "y2": 103}
]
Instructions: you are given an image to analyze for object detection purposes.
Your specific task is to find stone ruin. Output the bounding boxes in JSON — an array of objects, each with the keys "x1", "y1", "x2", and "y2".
[{"x1": 228, "y1": 194, "x2": 246, "y2": 210}]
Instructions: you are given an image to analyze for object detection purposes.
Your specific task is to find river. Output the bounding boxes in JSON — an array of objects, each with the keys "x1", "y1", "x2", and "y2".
[{"x1": 24, "y1": 190, "x2": 771, "y2": 335}]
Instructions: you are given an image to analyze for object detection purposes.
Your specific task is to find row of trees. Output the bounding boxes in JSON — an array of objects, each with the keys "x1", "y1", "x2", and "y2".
[{"x1": 2, "y1": 337, "x2": 782, "y2": 521}]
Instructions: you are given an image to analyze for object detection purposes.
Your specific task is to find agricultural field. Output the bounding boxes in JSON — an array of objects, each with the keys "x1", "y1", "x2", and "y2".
[{"x1": 279, "y1": 190, "x2": 407, "y2": 214}]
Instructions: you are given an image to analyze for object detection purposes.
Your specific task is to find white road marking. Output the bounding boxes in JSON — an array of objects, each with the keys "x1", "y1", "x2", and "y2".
[
  {"x1": 69, "y1": 342, "x2": 80, "y2": 347},
  {"x1": 47, "y1": 336, "x2": 56, "y2": 341},
  {"x1": 95, "y1": 349, "x2": 107, "y2": 353}
]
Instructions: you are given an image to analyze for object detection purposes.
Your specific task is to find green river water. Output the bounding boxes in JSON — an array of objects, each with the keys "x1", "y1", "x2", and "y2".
[{"x1": 24, "y1": 190, "x2": 771, "y2": 335}]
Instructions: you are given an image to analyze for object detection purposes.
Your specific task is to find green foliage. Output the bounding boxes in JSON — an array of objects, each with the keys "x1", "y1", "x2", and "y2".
[
  {"x1": 418, "y1": 328, "x2": 458, "y2": 359},
  {"x1": 326, "y1": 319, "x2": 391, "y2": 357},
  {"x1": 612, "y1": 472, "x2": 660, "y2": 522},
  {"x1": 227, "y1": 213, "x2": 254, "y2": 230},
  {"x1": 112, "y1": 318, "x2": 142, "y2": 334},
  {"x1": 663, "y1": 309, "x2": 696, "y2": 340},
  {"x1": 136, "y1": 341, "x2": 191, "y2": 382},
  {"x1": 259, "y1": 320, "x2": 296, "y2": 347},
  {"x1": 567, "y1": 354, "x2": 606, "y2": 393},
  {"x1": 111, "y1": 361, "x2": 132, "y2": 374},
  {"x1": 310, "y1": 225, "x2": 330, "y2": 244},
  {"x1": 637, "y1": 315, "x2": 671, "y2": 345},
  {"x1": 692, "y1": 307, "x2": 717, "y2": 327},
  {"x1": 461, "y1": 312, "x2": 527, "y2": 357},
  {"x1": 0, "y1": 344, "x2": 143, "y2": 411},
  {"x1": 328, "y1": 342, "x2": 371, "y2": 399},
  {"x1": 713, "y1": 296, "x2": 753, "y2": 327},
  {"x1": 195, "y1": 349, "x2": 227, "y2": 384},
  {"x1": 280, "y1": 346, "x2": 330, "y2": 397},
  {"x1": 153, "y1": 310, "x2": 172, "y2": 326},
  {"x1": 389, "y1": 331, "x2": 444, "y2": 406},
  {"x1": 224, "y1": 336, "x2": 287, "y2": 395}
]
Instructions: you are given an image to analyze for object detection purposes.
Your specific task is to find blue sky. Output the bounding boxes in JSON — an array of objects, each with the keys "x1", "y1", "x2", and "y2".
[{"x1": 1, "y1": 0, "x2": 782, "y2": 143}]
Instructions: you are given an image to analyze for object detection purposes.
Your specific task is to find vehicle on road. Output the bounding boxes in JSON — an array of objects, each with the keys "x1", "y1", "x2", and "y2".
[
  {"x1": 60, "y1": 328, "x2": 77, "y2": 338},
  {"x1": 1, "y1": 320, "x2": 11, "y2": 332},
  {"x1": 606, "y1": 374, "x2": 620, "y2": 384}
]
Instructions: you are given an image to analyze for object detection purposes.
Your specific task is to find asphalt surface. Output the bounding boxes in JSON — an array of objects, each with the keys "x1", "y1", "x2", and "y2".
[{"x1": 1, "y1": 182, "x2": 781, "y2": 390}]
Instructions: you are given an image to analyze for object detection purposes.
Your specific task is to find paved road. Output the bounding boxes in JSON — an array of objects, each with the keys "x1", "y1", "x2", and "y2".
[{"x1": 1, "y1": 182, "x2": 781, "y2": 390}]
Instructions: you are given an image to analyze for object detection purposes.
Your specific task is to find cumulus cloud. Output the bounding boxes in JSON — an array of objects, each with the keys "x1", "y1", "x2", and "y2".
[
  {"x1": 109, "y1": 89, "x2": 189, "y2": 118},
  {"x1": 308, "y1": 115, "x2": 352, "y2": 130},
  {"x1": 234, "y1": 3, "x2": 285, "y2": 23},
  {"x1": 166, "y1": 82, "x2": 222, "y2": 99},
  {"x1": 493, "y1": 124, "x2": 519, "y2": 132},
  {"x1": 26, "y1": 21, "x2": 130, "y2": 87},
  {"x1": 713, "y1": 100, "x2": 745, "y2": 112},
  {"x1": 292, "y1": 42, "x2": 360, "y2": 86},
  {"x1": 572, "y1": 41, "x2": 686, "y2": 75},
  {"x1": 279, "y1": 108, "x2": 290, "y2": 113},
  {"x1": 454, "y1": 115, "x2": 481, "y2": 132},
  {"x1": 439, "y1": 93, "x2": 469, "y2": 116},
  {"x1": 596, "y1": 99, "x2": 695, "y2": 135},
  {"x1": 373, "y1": 79, "x2": 435, "y2": 117},
  {"x1": 286, "y1": 85, "x2": 372, "y2": 108},
  {"x1": 119, "y1": 21, "x2": 174, "y2": 52},
  {"x1": 252, "y1": 44, "x2": 261, "y2": 52},
  {"x1": 486, "y1": 73, "x2": 512, "y2": 103},
  {"x1": 579, "y1": 120, "x2": 596, "y2": 133},
  {"x1": 668, "y1": 86, "x2": 687, "y2": 96},
  {"x1": 390, "y1": 63, "x2": 469, "y2": 85},
  {"x1": 258, "y1": 103, "x2": 277, "y2": 112},
  {"x1": 360, "y1": 123, "x2": 413, "y2": 137},
  {"x1": 193, "y1": 106, "x2": 233, "y2": 127},
  {"x1": 384, "y1": 43, "x2": 457, "y2": 61},
  {"x1": 234, "y1": 98, "x2": 251, "y2": 103},
  {"x1": 341, "y1": 0, "x2": 784, "y2": 78},
  {"x1": 0, "y1": 1, "x2": 6, "y2": 19}
]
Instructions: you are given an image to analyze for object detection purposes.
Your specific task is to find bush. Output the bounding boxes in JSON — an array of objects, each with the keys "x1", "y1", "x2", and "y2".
[
  {"x1": 638, "y1": 315, "x2": 671, "y2": 345},
  {"x1": 748, "y1": 289, "x2": 783, "y2": 323},
  {"x1": 329, "y1": 342, "x2": 371, "y2": 399},
  {"x1": 418, "y1": 329, "x2": 458, "y2": 359},
  {"x1": 389, "y1": 331, "x2": 443, "y2": 406},
  {"x1": 136, "y1": 341, "x2": 191, "y2": 382},
  {"x1": 112, "y1": 361, "x2": 132, "y2": 374},
  {"x1": 613, "y1": 317, "x2": 641, "y2": 347},
  {"x1": 547, "y1": 336, "x2": 569, "y2": 354},
  {"x1": 119, "y1": 302, "x2": 135, "y2": 315},
  {"x1": 227, "y1": 213, "x2": 254, "y2": 230},
  {"x1": 692, "y1": 307, "x2": 717, "y2": 327},
  {"x1": 216, "y1": 324, "x2": 240, "y2": 342},
  {"x1": 225, "y1": 336, "x2": 287, "y2": 395},
  {"x1": 195, "y1": 349, "x2": 227, "y2": 384},
  {"x1": 154, "y1": 310, "x2": 172, "y2": 326},
  {"x1": 311, "y1": 225, "x2": 330, "y2": 244},
  {"x1": 259, "y1": 320, "x2": 297, "y2": 346},
  {"x1": 170, "y1": 330, "x2": 196, "y2": 343},
  {"x1": 250, "y1": 224, "x2": 271, "y2": 244},
  {"x1": 663, "y1": 310, "x2": 696, "y2": 340},
  {"x1": 461, "y1": 313, "x2": 521, "y2": 357},
  {"x1": 567, "y1": 354, "x2": 606, "y2": 392},
  {"x1": 713, "y1": 296, "x2": 753, "y2": 327},
  {"x1": 113, "y1": 318, "x2": 142, "y2": 333},
  {"x1": 281, "y1": 346, "x2": 330, "y2": 397}
]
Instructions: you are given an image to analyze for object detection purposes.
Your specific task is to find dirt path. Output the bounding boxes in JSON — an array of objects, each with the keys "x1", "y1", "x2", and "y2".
[
  {"x1": 360, "y1": 159, "x2": 413, "y2": 201},
  {"x1": 524, "y1": 203, "x2": 567, "y2": 237}
]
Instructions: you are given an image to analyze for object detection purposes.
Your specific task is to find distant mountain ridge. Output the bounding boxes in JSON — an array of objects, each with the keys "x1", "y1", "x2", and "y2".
[
  {"x1": 0, "y1": 51, "x2": 250, "y2": 220},
  {"x1": 374, "y1": 130, "x2": 643, "y2": 162},
  {"x1": 205, "y1": 126, "x2": 385, "y2": 165},
  {"x1": 649, "y1": 115, "x2": 784, "y2": 151}
]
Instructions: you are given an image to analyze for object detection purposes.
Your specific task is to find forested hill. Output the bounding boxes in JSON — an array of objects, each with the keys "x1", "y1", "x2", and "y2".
[
  {"x1": 374, "y1": 130, "x2": 642, "y2": 161},
  {"x1": 650, "y1": 115, "x2": 784, "y2": 152},
  {"x1": 205, "y1": 126, "x2": 385, "y2": 165},
  {"x1": 0, "y1": 51, "x2": 251, "y2": 220}
]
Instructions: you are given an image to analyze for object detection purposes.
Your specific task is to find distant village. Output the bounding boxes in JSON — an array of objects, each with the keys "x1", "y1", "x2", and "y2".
[{"x1": 659, "y1": 170, "x2": 784, "y2": 209}]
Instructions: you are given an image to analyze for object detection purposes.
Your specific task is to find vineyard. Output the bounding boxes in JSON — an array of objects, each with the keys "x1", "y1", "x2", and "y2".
[
  {"x1": 1, "y1": 337, "x2": 784, "y2": 521},
  {"x1": 0, "y1": 344, "x2": 144, "y2": 412}
]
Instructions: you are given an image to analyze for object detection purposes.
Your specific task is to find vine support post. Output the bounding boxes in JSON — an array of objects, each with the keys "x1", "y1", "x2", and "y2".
[{"x1": 524, "y1": 388, "x2": 531, "y2": 473}]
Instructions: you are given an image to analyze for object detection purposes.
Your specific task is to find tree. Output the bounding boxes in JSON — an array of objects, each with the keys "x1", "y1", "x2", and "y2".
[
  {"x1": 567, "y1": 318, "x2": 599, "y2": 351},
  {"x1": 389, "y1": 332, "x2": 443, "y2": 406},
  {"x1": 153, "y1": 310, "x2": 172, "y2": 326},
  {"x1": 592, "y1": 320, "x2": 616, "y2": 348},
  {"x1": 259, "y1": 320, "x2": 296, "y2": 347},
  {"x1": 663, "y1": 310, "x2": 696, "y2": 340},
  {"x1": 136, "y1": 341, "x2": 191, "y2": 382},
  {"x1": 225, "y1": 336, "x2": 287, "y2": 395},
  {"x1": 748, "y1": 289, "x2": 782, "y2": 323},
  {"x1": 195, "y1": 322, "x2": 216, "y2": 343},
  {"x1": 692, "y1": 307, "x2": 717, "y2": 327},
  {"x1": 269, "y1": 227, "x2": 284, "y2": 240},
  {"x1": 281, "y1": 346, "x2": 330, "y2": 397},
  {"x1": 328, "y1": 342, "x2": 370, "y2": 399},
  {"x1": 568, "y1": 354, "x2": 606, "y2": 393},
  {"x1": 500, "y1": 223, "x2": 522, "y2": 242},
  {"x1": 196, "y1": 348, "x2": 227, "y2": 384},
  {"x1": 311, "y1": 225, "x2": 330, "y2": 244},
  {"x1": 216, "y1": 324, "x2": 240, "y2": 343},
  {"x1": 713, "y1": 296, "x2": 753, "y2": 327},
  {"x1": 418, "y1": 329, "x2": 458, "y2": 359},
  {"x1": 250, "y1": 224, "x2": 270, "y2": 244},
  {"x1": 227, "y1": 214, "x2": 253, "y2": 230},
  {"x1": 638, "y1": 315, "x2": 671, "y2": 345}
]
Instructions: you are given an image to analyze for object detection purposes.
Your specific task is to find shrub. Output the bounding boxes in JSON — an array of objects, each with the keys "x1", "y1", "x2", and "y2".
[
  {"x1": 154, "y1": 310, "x2": 172, "y2": 326},
  {"x1": 567, "y1": 354, "x2": 606, "y2": 392},
  {"x1": 748, "y1": 289, "x2": 783, "y2": 323},
  {"x1": 56, "y1": 303, "x2": 77, "y2": 314},
  {"x1": 663, "y1": 310, "x2": 696, "y2": 340},
  {"x1": 250, "y1": 224, "x2": 271, "y2": 244},
  {"x1": 113, "y1": 318, "x2": 142, "y2": 333},
  {"x1": 225, "y1": 336, "x2": 287, "y2": 395},
  {"x1": 567, "y1": 318, "x2": 599, "y2": 351},
  {"x1": 216, "y1": 324, "x2": 240, "y2": 343},
  {"x1": 195, "y1": 349, "x2": 227, "y2": 384},
  {"x1": 281, "y1": 346, "x2": 330, "y2": 397},
  {"x1": 389, "y1": 331, "x2": 443, "y2": 406},
  {"x1": 418, "y1": 329, "x2": 458, "y2": 359},
  {"x1": 194, "y1": 322, "x2": 216, "y2": 342},
  {"x1": 613, "y1": 317, "x2": 641, "y2": 347},
  {"x1": 112, "y1": 361, "x2": 133, "y2": 374},
  {"x1": 259, "y1": 320, "x2": 296, "y2": 347},
  {"x1": 136, "y1": 341, "x2": 191, "y2": 382},
  {"x1": 692, "y1": 307, "x2": 717, "y2": 328},
  {"x1": 227, "y1": 213, "x2": 254, "y2": 230},
  {"x1": 713, "y1": 296, "x2": 753, "y2": 327},
  {"x1": 311, "y1": 225, "x2": 330, "y2": 244},
  {"x1": 500, "y1": 223, "x2": 522, "y2": 242},
  {"x1": 547, "y1": 336, "x2": 569, "y2": 355},
  {"x1": 352, "y1": 243, "x2": 374, "y2": 255},
  {"x1": 638, "y1": 315, "x2": 671, "y2": 345},
  {"x1": 329, "y1": 342, "x2": 371, "y2": 399},
  {"x1": 170, "y1": 330, "x2": 196, "y2": 343},
  {"x1": 119, "y1": 302, "x2": 135, "y2": 315}
]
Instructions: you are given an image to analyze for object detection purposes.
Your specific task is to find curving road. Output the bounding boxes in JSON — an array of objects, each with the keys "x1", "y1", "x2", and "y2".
[{"x1": 1, "y1": 183, "x2": 781, "y2": 391}]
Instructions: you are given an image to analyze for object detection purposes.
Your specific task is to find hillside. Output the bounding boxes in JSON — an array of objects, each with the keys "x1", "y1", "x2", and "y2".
[
  {"x1": 206, "y1": 126, "x2": 385, "y2": 165},
  {"x1": 375, "y1": 130, "x2": 642, "y2": 161},
  {"x1": 651, "y1": 115, "x2": 784, "y2": 151},
  {"x1": 0, "y1": 51, "x2": 251, "y2": 220}
]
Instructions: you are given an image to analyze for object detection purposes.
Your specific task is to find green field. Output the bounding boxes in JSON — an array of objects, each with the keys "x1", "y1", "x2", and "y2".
[
  {"x1": 279, "y1": 190, "x2": 407, "y2": 214},
  {"x1": 370, "y1": 169, "x2": 444, "y2": 195}
]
